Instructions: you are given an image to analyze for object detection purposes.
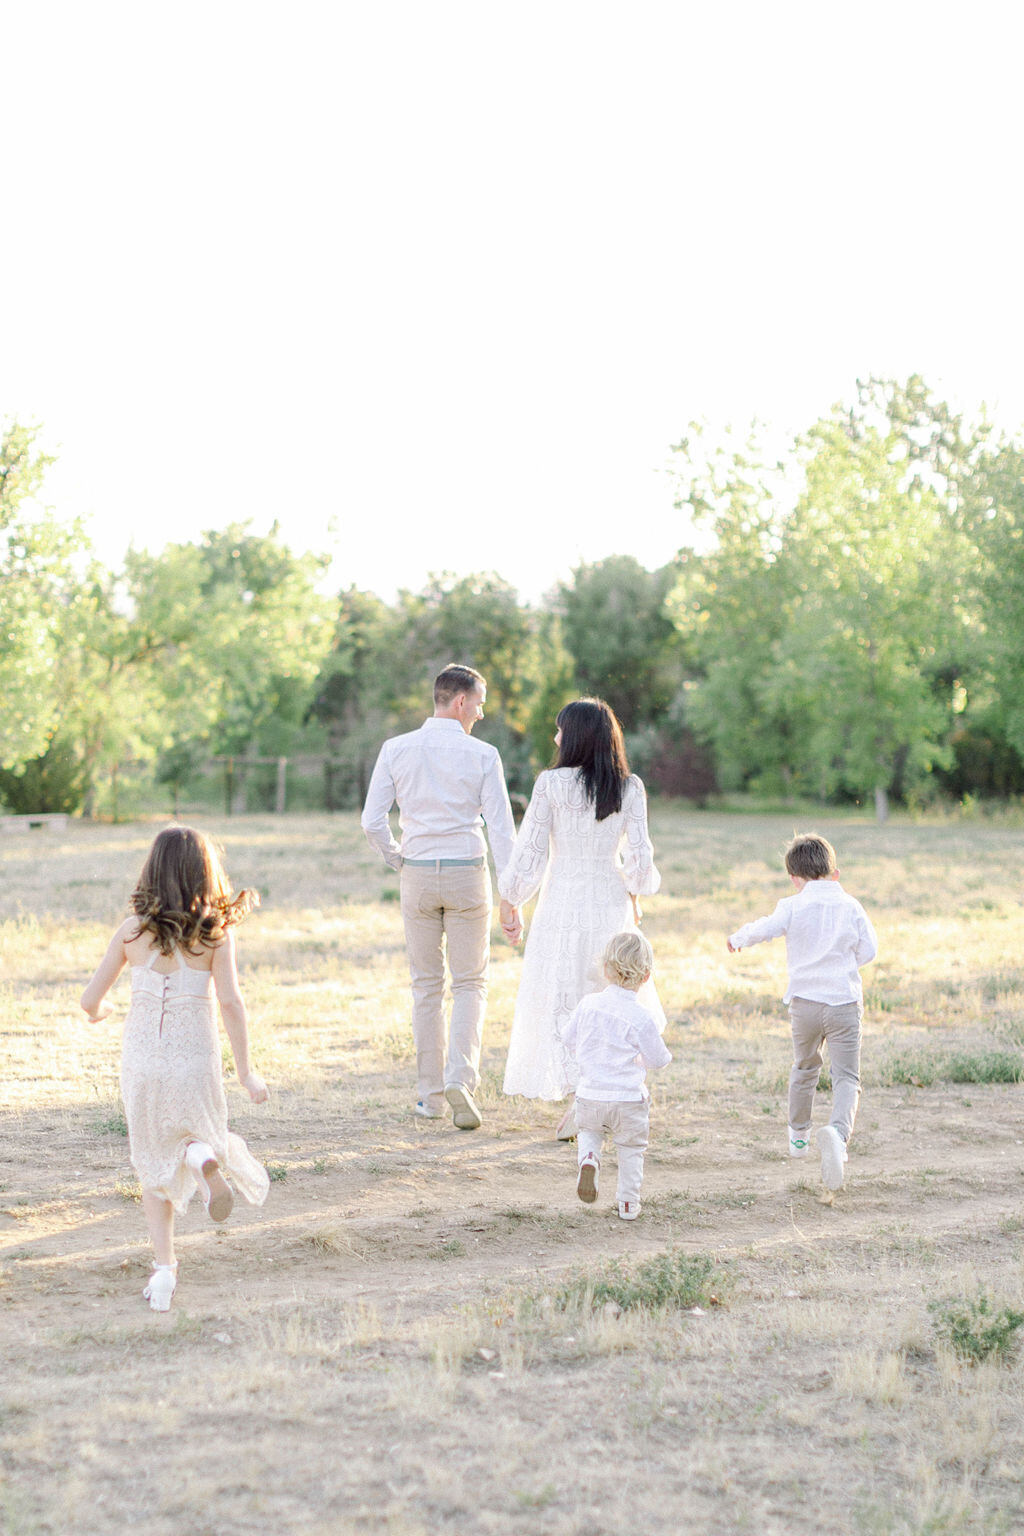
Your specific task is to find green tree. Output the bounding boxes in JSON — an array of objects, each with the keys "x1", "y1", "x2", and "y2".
[
  {"x1": 667, "y1": 428, "x2": 795, "y2": 792},
  {"x1": 560, "y1": 555, "x2": 682, "y2": 731},
  {"x1": 132, "y1": 525, "x2": 335, "y2": 772},
  {"x1": 669, "y1": 382, "x2": 981, "y2": 817},
  {"x1": 0, "y1": 424, "x2": 83, "y2": 774},
  {"x1": 309, "y1": 572, "x2": 545, "y2": 802},
  {"x1": 774, "y1": 411, "x2": 968, "y2": 817}
]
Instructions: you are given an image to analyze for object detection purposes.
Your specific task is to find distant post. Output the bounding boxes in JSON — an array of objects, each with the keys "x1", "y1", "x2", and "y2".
[{"x1": 275, "y1": 756, "x2": 287, "y2": 814}]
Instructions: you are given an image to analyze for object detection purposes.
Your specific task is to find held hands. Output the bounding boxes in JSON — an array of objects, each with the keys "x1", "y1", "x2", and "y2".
[
  {"x1": 499, "y1": 899, "x2": 523, "y2": 945},
  {"x1": 241, "y1": 1070, "x2": 269, "y2": 1104}
]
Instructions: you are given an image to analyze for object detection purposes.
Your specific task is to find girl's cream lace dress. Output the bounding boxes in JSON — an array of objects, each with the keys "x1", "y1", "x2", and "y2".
[{"x1": 120, "y1": 948, "x2": 269, "y2": 1213}]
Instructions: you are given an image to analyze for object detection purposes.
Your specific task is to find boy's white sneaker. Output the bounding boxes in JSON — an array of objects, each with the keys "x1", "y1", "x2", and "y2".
[
  {"x1": 818, "y1": 1124, "x2": 847, "y2": 1189},
  {"x1": 414, "y1": 1101, "x2": 443, "y2": 1119},
  {"x1": 618, "y1": 1200, "x2": 641, "y2": 1221},
  {"x1": 788, "y1": 1126, "x2": 811, "y2": 1158},
  {"x1": 576, "y1": 1152, "x2": 600, "y2": 1204},
  {"x1": 143, "y1": 1263, "x2": 177, "y2": 1312}
]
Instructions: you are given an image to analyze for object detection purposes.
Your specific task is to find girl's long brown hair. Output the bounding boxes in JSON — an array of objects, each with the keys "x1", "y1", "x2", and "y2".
[{"x1": 130, "y1": 826, "x2": 258, "y2": 955}]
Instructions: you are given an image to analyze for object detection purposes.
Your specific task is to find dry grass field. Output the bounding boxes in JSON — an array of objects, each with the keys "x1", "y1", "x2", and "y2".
[{"x1": 2, "y1": 807, "x2": 1024, "y2": 1536}]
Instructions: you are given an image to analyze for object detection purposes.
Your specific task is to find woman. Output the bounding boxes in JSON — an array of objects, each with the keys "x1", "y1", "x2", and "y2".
[{"x1": 499, "y1": 698, "x2": 663, "y2": 1124}]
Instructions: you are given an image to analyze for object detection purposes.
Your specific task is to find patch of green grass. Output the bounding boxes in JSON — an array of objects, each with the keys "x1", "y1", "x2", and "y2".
[
  {"x1": 377, "y1": 1030, "x2": 413, "y2": 1061},
  {"x1": 429, "y1": 1239, "x2": 466, "y2": 1260},
  {"x1": 267, "y1": 1164, "x2": 288, "y2": 1182},
  {"x1": 929, "y1": 1290, "x2": 1024, "y2": 1364},
  {"x1": 554, "y1": 1248, "x2": 727, "y2": 1314},
  {"x1": 879, "y1": 1048, "x2": 1024, "y2": 1087},
  {"x1": 93, "y1": 1108, "x2": 128, "y2": 1137},
  {"x1": 515, "y1": 1485, "x2": 556, "y2": 1510},
  {"x1": 945, "y1": 1051, "x2": 1024, "y2": 1084}
]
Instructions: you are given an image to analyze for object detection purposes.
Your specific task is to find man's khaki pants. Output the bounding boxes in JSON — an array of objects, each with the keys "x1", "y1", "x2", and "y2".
[
  {"x1": 400, "y1": 862, "x2": 492, "y2": 1113},
  {"x1": 788, "y1": 996, "x2": 863, "y2": 1142}
]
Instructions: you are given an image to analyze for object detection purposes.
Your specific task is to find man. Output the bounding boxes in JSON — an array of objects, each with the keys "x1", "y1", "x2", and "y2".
[{"x1": 361, "y1": 663, "x2": 522, "y2": 1130}]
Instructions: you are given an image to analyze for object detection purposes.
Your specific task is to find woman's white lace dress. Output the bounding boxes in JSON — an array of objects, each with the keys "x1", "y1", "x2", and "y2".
[
  {"x1": 120, "y1": 948, "x2": 269, "y2": 1214},
  {"x1": 498, "y1": 769, "x2": 663, "y2": 1100}
]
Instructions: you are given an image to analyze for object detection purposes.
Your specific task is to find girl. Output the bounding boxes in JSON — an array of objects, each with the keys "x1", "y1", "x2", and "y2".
[
  {"x1": 82, "y1": 825, "x2": 270, "y2": 1311},
  {"x1": 499, "y1": 698, "x2": 664, "y2": 1135}
]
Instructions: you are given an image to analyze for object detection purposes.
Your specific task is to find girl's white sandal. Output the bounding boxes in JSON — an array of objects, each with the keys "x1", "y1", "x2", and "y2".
[
  {"x1": 143, "y1": 1263, "x2": 178, "y2": 1312},
  {"x1": 185, "y1": 1141, "x2": 234, "y2": 1223}
]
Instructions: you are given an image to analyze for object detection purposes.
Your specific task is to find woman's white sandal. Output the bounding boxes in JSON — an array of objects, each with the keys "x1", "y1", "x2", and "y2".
[
  {"x1": 143, "y1": 1263, "x2": 177, "y2": 1312},
  {"x1": 186, "y1": 1141, "x2": 234, "y2": 1223}
]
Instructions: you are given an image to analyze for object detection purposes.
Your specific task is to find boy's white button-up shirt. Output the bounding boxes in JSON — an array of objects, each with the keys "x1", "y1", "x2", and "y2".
[
  {"x1": 563, "y1": 984, "x2": 672, "y2": 1102},
  {"x1": 361, "y1": 718, "x2": 517, "y2": 875},
  {"x1": 728, "y1": 878, "x2": 878, "y2": 1005}
]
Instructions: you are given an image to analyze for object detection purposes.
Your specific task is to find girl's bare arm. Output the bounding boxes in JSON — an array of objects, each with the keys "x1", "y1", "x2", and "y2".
[
  {"x1": 211, "y1": 931, "x2": 268, "y2": 1102},
  {"x1": 81, "y1": 921, "x2": 133, "y2": 1020}
]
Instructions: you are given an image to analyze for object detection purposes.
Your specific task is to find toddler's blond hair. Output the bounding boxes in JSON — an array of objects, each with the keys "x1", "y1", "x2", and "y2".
[{"x1": 603, "y1": 929, "x2": 654, "y2": 989}]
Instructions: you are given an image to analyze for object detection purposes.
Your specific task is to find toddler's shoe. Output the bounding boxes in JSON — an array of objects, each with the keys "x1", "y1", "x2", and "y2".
[
  {"x1": 818, "y1": 1124, "x2": 848, "y2": 1190},
  {"x1": 186, "y1": 1141, "x2": 234, "y2": 1222},
  {"x1": 618, "y1": 1200, "x2": 641, "y2": 1221},
  {"x1": 788, "y1": 1125, "x2": 811, "y2": 1158},
  {"x1": 576, "y1": 1152, "x2": 600, "y2": 1204},
  {"x1": 414, "y1": 1101, "x2": 443, "y2": 1119},
  {"x1": 444, "y1": 1083, "x2": 483, "y2": 1131},
  {"x1": 555, "y1": 1102, "x2": 578, "y2": 1142},
  {"x1": 143, "y1": 1262, "x2": 177, "y2": 1312}
]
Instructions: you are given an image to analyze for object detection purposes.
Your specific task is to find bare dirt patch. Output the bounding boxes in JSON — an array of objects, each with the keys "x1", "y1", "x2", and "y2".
[{"x1": 2, "y1": 811, "x2": 1023, "y2": 1535}]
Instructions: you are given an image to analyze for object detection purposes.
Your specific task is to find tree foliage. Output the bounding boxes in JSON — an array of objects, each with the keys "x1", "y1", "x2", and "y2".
[
  {"x1": 8, "y1": 379, "x2": 1024, "y2": 819},
  {"x1": 0, "y1": 423, "x2": 82, "y2": 771}
]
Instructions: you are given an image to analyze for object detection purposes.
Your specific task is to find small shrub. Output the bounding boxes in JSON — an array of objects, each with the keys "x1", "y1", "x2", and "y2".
[
  {"x1": 929, "y1": 1290, "x2": 1024, "y2": 1363},
  {"x1": 879, "y1": 1048, "x2": 1024, "y2": 1087},
  {"x1": 554, "y1": 1248, "x2": 726, "y2": 1314},
  {"x1": 267, "y1": 1164, "x2": 288, "y2": 1182},
  {"x1": 380, "y1": 888, "x2": 400, "y2": 903},
  {"x1": 877, "y1": 1051, "x2": 939, "y2": 1088},
  {"x1": 945, "y1": 1051, "x2": 1023, "y2": 1084},
  {"x1": 429, "y1": 1234, "x2": 469, "y2": 1259},
  {"x1": 114, "y1": 1176, "x2": 142, "y2": 1203},
  {"x1": 94, "y1": 1109, "x2": 128, "y2": 1137}
]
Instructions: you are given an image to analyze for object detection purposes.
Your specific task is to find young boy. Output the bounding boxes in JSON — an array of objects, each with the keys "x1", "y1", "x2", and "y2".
[
  {"x1": 727, "y1": 833, "x2": 878, "y2": 1190},
  {"x1": 563, "y1": 930, "x2": 671, "y2": 1221}
]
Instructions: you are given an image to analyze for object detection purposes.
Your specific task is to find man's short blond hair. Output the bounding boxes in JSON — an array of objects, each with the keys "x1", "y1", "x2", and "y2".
[
  {"x1": 784, "y1": 833, "x2": 837, "y2": 881},
  {"x1": 603, "y1": 930, "x2": 654, "y2": 988}
]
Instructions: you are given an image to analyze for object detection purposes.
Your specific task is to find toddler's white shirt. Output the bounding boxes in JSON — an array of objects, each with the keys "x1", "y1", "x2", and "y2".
[
  {"x1": 563, "y1": 984, "x2": 672, "y2": 1102},
  {"x1": 729, "y1": 879, "x2": 878, "y2": 1005}
]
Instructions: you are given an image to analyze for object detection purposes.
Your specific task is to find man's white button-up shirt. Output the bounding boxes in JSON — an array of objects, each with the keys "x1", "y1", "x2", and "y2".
[{"x1": 361, "y1": 718, "x2": 517, "y2": 875}]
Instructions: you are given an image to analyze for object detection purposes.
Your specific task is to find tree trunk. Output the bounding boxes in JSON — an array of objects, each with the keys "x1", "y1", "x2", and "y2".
[{"x1": 874, "y1": 784, "x2": 889, "y2": 823}]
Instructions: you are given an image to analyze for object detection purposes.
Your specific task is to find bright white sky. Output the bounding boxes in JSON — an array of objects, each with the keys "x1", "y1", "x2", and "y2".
[{"x1": 3, "y1": 1, "x2": 1022, "y2": 602}]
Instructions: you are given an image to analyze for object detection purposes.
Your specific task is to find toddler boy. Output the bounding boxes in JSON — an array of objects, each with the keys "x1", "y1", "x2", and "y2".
[
  {"x1": 563, "y1": 930, "x2": 671, "y2": 1220},
  {"x1": 727, "y1": 833, "x2": 877, "y2": 1189}
]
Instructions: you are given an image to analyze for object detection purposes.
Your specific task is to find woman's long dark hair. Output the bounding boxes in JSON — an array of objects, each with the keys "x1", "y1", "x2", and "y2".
[
  {"x1": 552, "y1": 698, "x2": 630, "y2": 821},
  {"x1": 130, "y1": 825, "x2": 258, "y2": 955}
]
